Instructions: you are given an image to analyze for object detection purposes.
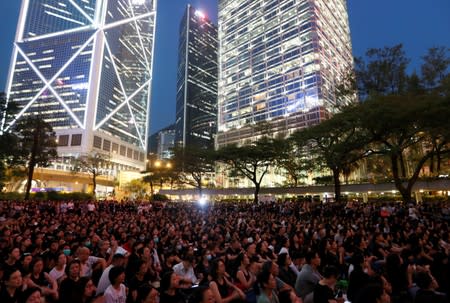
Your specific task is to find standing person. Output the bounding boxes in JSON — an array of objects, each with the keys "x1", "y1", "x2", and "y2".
[
  {"x1": 209, "y1": 259, "x2": 245, "y2": 303},
  {"x1": 104, "y1": 266, "x2": 127, "y2": 303},
  {"x1": 257, "y1": 271, "x2": 279, "y2": 303},
  {"x1": 312, "y1": 266, "x2": 342, "y2": 303},
  {"x1": 295, "y1": 251, "x2": 322, "y2": 300},
  {"x1": 0, "y1": 269, "x2": 23, "y2": 303}
]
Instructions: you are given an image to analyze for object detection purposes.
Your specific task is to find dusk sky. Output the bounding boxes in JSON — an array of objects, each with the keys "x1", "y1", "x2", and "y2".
[{"x1": 0, "y1": 0, "x2": 449, "y2": 135}]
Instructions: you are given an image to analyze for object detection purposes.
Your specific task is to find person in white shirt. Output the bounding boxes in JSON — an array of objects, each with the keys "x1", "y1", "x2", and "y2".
[
  {"x1": 96, "y1": 253, "x2": 126, "y2": 295},
  {"x1": 77, "y1": 246, "x2": 106, "y2": 278},
  {"x1": 172, "y1": 255, "x2": 198, "y2": 285},
  {"x1": 104, "y1": 266, "x2": 127, "y2": 303},
  {"x1": 49, "y1": 253, "x2": 66, "y2": 283}
]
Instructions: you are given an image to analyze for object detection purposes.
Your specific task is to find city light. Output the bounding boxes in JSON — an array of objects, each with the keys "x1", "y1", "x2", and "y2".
[{"x1": 195, "y1": 10, "x2": 206, "y2": 19}]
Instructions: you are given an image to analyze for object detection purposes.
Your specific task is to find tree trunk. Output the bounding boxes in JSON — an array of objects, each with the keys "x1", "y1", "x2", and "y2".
[
  {"x1": 391, "y1": 153, "x2": 412, "y2": 204},
  {"x1": 24, "y1": 163, "x2": 35, "y2": 200},
  {"x1": 429, "y1": 152, "x2": 435, "y2": 174},
  {"x1": 332, "y1": 168, "x2": 341, "y2": 203},
  {"x1": 92, "y1": 172, "x2": 97, "y2": 196},
  {"x1": 399, "y1": 152, "x2": 407, "y2": 178},
  {"x1": 25, "y1": 123, "x2": 40, "y2": 200},
  {"x1": 253, "y1": 181, "x2": 260, "y2": 204},
  {"x1": 436, "y1": 149, "x2": 442, "y2": 173},
  {"x1": 149, "y1": 179, "x2": 154, "y2": 196}
]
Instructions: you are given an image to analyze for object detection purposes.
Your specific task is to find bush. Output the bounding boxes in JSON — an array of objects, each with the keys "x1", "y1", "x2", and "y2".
[
  {"x1": 152, "y1": 193, "x2": 169, "y2": 201},
  {"x1": 0, "y1": 191, "x2": 93, "y2": 201}
]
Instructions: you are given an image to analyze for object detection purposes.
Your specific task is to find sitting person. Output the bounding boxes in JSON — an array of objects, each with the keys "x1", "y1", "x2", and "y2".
[
  {"x1": 257, "y1": 270, "x2": 279, "y2": 303},
  {"x1": 414, "y1": 271, "x2": 447, "y2": 303}
]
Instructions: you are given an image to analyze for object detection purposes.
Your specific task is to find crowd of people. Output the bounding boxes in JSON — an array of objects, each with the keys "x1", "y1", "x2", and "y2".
[{"x1": 0, "y1": 198, "x2": 449, "y2": 303}]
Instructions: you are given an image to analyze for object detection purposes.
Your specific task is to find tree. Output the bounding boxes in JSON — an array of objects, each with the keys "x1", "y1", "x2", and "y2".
[
  {"x1": 272, "y1": 137, "x2": 311, "y2": 187},
  {"x1": 348, "y1": 46, "x2": 450, "y2": 203},
  {"x1": 0, "y1": 94, "x2": 22, "y2": 191},
  {"x1": 171, "y1": 146, "x2": 215, "y2": 198},
  {"x1": 16, "y1": 116, "x2": 57, "y2": 200},
  {"x1": 72, "y1": 153, "x2": 110, "y2": 196},
  {"x1": 217, "y1": 138, "x2": 278, "y2": 203},
  {"x1": 292, "y1": 107, "x2": 369, "y2": 202}
]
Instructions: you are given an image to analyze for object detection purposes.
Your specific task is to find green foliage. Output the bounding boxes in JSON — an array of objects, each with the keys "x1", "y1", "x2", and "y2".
[
  {"x1": 152, "y1": 193, "x2": 169, "y2": 201},
  {"x1": 217, "y1": 137, "x2": 278, "y2": 203},
  {"x1": 72, "y1": 153, "x2": 110, "y2": 195}
]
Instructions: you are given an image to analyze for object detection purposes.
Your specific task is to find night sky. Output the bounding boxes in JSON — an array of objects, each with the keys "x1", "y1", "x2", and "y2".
[{"x1": 0, "y1": 0, "x2": 449, "y2": 135}]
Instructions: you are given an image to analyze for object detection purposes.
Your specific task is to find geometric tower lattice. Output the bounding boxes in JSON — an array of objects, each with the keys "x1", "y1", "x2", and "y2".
[{"x1": 4, "y1": 0, "x2": 157, "y2": 151}]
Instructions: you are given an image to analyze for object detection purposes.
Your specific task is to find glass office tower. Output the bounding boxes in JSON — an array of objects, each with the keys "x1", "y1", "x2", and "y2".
[
  {"x1": 217, "y1": 0, "x2": 353, "y2": 147},
  {"x1": 175, "y1": 4, "x2": 218, "y2": 149},
  {"x1": 3, "y1": 0, "x2": 157, "y2": 172}
]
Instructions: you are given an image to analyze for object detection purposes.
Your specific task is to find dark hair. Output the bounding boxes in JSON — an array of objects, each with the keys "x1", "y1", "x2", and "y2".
[
  {"x1": 277, "y1": 253, "x2": 288, "y2": 267},
  {"x1": 354, "y1": 283, "x2": 385, "y2": 303},
  {"x1": 261, "y1": 260, "x2": 273, "y2": 274},
  {"x1": 160, "y1": 271, "x2": 175, "y2": 292},
  {"x1": 188, "y1": 286, "x2": 210, "y2": 303},
  {"x1": 136, "y1": 284, "x2": 158, "y2": 303},
  {"x1": 65, "y1": 259, "x2": 81, "y2": 276},
  {"x1": 19, "y1": 287, "x2": 40, "y2": 303},
  {"x1": 108, "y1": 266, "x2": 125, "y2": 284},
  {"x1": 112, "y1": 253, "x2": 125, "y2": 262},
  {"x1": 415, "y1": 271, "x2": 432, "y2": 289},
  {"x1": 257, "y1": 270, "x2": 272, "y2": 288},
  {"x1": 236, "y1": 253, "x2": 245, "y2": 266},
  {"x1": 322, "y1": 265, "x2": 339, "y2": 279},
  {"x1": 305, "y1": 250, "x2": 318, "y2": 264},
  {"x1": 3, "y1": 268, "x2": 21, "y2": 283},
  {"x1": 210, "y1": 259, "x2": 225, "y2": 281},
  {"x1": 30, "y1": 256, "x2": 44, "y2": 272}
]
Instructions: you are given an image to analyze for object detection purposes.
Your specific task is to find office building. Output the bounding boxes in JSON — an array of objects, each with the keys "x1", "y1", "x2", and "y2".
[
  {"x1": 217, "y1": 0, "x2": 354, "y2": 146},
  {"x1": 3, "y1": 0, "x2": 157, "y2": 174},
  {"x1": 175, "y1": 4, "x2": 218, "y2": 149}
]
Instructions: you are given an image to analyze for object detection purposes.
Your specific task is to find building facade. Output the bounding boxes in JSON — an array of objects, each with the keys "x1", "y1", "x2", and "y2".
[
  {"x1": 156, "y1": 124, "x2": 176, "y2": 160},
  {"x1": 175, "y1": 4, "x2": 218, "y2": 149},
  {"x1": 3, "y1": 0, "x2": 157, "y2": 174},
  {"x1": 217, "y1": 0, "x2": 354, "y2": 147}
]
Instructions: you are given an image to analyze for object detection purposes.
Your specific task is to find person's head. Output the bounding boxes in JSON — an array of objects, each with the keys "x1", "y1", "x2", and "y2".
[
  {"x1": 305, "y1": 250, "x2": 321, "y2": 267},
  {"x1": 8, "y1": 247, "x2": 21, "y2": 261},
  {"x1": 160, "y1": 271, "x2": 180, "y2": 291},
  {"x1": 77, "y1": 247, "x2": 90, "y2": 262},
  {"x1": 108, "y1": 266, "x2": 125, "y2": 285},
  {"x1": 182, "y1": 254, "x2": 194, "y2": 269},
  {"x1": 210, "y1": 259, "x2": 226, "y2": 281},
  {"x1": 137, "y1": 260, "x2": 149, "y2": 275},
  {"x1": 322, "y1": 266, "x2": 339, "y2": 287},
  {"x1": 56, "y1": 253, "x2": 67, "y2": 267},
  {"x1": 30, "y1": 257, "x2": 44, "y2": 274},
  {"x1": 78, "y1": 277, "x2": 97, "y2": 299},
  {"x1": 415, "y1": 271, "x2": 434, "y2": 290},
  {"x1": 3, "y1": 269, "x2": 22, "y2": 289},
  {"x1": 65, "y1": 259, "x2": 81, "y2": 280},
  {"x1": 258, "y1": 270, "x2": 276, "y2": 291},
  {"x1": 277, "y1": 253, "x2": 290, "y2": 267},
  {"x1": 137, "y1": 284, "x2": 159, "y2": 303},
  {"x1": 19, "y1": 287, "x2": 41, "y2": 303},
  {"x1": 354, "y1": 283, "x2": 390, "y2": 303},
  {"x1": 188, "y1": 286, "x2": 215, "y2": 303},
  {"x1": 236, "y1": 253, "x2": 249, "y2": 267},
  {"x1": 111, "y1": 253, "x2": 126, "y2": 267}
]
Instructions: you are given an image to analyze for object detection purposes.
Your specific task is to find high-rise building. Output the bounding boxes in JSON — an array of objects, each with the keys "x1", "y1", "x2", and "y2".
[
  {"x1": 217, "y1": 0, "x2": 353, "y2": 147},
  {"x1": 3, "y1": 0, "x2": 157, "y2": 174},
  {"x1": 175, "y1": 4, "x2": 218, "y2": 149},
  {"x1": 155, "y1": 124, "x2": 176, "y2": 160}
]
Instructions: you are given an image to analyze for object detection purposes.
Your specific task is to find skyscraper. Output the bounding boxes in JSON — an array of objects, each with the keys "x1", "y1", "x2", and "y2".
[
  {"x1": 217, "y1": 0, "x2": 354, "y2": 147},
  {"x1": 3, "y1": 0, "x2": 157, "y2": 173},
  {"x1": 175, "y1": 4, "x2": 218, "y2": 149}
]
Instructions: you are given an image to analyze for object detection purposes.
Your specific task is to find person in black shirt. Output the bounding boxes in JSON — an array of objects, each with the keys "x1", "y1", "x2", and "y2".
[
  {"x1": 312, "y1": 266, "x2": 342, "y2": 303},
  {"x1": 159, "y1": 271, "x2": 185, "y2": 303},
  {"x1": 0, "y1": 269, "x2": 23, "y2": 303}
]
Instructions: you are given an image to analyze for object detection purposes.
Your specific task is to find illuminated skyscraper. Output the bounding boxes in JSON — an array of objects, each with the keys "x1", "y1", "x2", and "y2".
[
  {"x1": 217, "y1": 0, "x2": 353, "y2": 146},
  {"x1": 3, "y1": 0, "x2": 157, "y2": 173},
  {"x1": 175, "y1": 4, "x2": 218, "y2": 149}
]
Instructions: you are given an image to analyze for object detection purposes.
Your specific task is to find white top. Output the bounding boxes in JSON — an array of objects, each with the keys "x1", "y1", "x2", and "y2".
[
  {"x1": 173, "y1": 262, "x2": 197, "y2": 283},
  {"x1": 96, "y1": 265, "x2": 113, "y2": 295},
  {"x1": 49, "y1": 265, "x2": 65, "y2": 282},
  {"x1": 81, "y1": 255, "x2": 100, "y2": 277},
  {"x1": 104, "y1": 284, "x2": 127, "y2": 303}
]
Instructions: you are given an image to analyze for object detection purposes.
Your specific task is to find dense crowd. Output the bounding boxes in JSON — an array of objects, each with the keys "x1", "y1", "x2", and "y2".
[{"x1": 0, "y1": 198, "x2": 449, "y2": 303}]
